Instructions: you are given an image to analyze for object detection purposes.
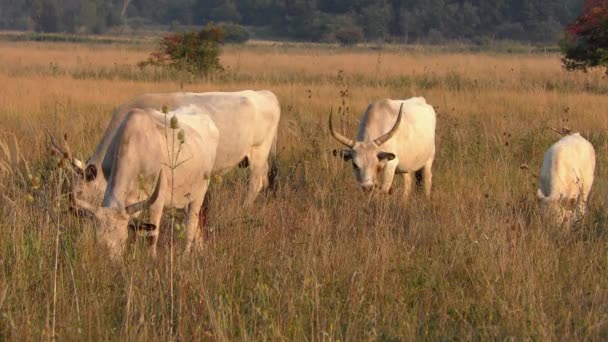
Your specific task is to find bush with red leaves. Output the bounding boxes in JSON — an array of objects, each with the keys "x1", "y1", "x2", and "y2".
[
  {"x1": 561, "y1": 0, "x2": 608, "y2": 73},
  {"x1": 139, "y1": 25, "x2": 225, "y2": 76}
]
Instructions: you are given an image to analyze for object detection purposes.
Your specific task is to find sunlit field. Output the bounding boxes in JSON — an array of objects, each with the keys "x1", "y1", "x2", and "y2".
[{"x1": 0, "y1": 40, "x2": 607, "y2": 340}]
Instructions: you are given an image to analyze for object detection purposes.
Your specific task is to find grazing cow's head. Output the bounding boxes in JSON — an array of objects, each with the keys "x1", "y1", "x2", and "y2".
[
  {"x1": 49, "y1": 135, "x2": 106, "y2": 205},
  {"x1": 74, "y1": 163, "x2": 107, "y2": 203},
  {"x1": 71, "y1": 170, "x2": 163, "y2": 260},
  {"x1": 329, "y1": 104, "x2": 402, "y2": 192},
  {"x1": 537, "y1": 189, "x2": 578, "y2": 228}
]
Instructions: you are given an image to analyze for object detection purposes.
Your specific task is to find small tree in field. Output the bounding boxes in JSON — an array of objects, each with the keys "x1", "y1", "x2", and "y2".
[
  {"x1": 139, "y1": 24, "x2": 225, "y2": 76},
  {"x1": 561, "y1": 0, "x2": 608, "y2": 73}
]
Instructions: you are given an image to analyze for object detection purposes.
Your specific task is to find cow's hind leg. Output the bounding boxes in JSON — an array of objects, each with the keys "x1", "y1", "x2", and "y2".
[
  {"x1": 421, "y1": 158, "x2": 433, "y2": 199},
  {"x1": 245, "y1": 143, "x2": 273, "y2": 206},
  {"x1": 245, "y1": 157, "x2": 266, "y2": 206},
  {"x1": 198, "y1": 190, "x2": 211, "y2": 240},
  {"x1": 415, "y1": 169, "x2": 424, "y2": 192},
  {"x1": 402, "y1": 172, "x2": 413, "y2": 202},
  {"x1": 263, "y1": 160, "x2": 279, "y2": 193}
]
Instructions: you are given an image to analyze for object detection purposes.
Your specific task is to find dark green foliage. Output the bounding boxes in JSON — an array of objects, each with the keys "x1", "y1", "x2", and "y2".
[
  {"x1": 4, "y1": 0, "x2": 123, "y2": 33},
  {"x1": 219, "y1": 23, "x2": 250, "y2": 44},
  {"x1": 138, "y1": 25, "x2": 225, "y2": 76},
  {"x1": 334, "y1": 27, "x2": 364, "y2": 46},
  {"x1": 0, "y1": 0, "x2": 586, "y2": 43},
  {"x1": 37, "y1": 1, "x2": 60, "y2": 33}
]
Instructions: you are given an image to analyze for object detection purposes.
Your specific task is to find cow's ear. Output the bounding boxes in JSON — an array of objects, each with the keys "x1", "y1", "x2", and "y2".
[
  {"x1": 333, "y1": 149, "x2": 353, "y2": 161},
  {"x1": 377, "y1": 152, "x2": 396, "y2": 161},
  {"x1": 85, "y1": 165, "x2": 97, "y2": 182}
]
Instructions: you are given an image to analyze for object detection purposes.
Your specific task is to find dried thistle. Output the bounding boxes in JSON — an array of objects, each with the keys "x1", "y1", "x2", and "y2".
[
  {"x1": 177, "y1": 129, "x2": 185, "y2": 144},
  {"x1": 170, "y1": 115, "x2": 179, "y2": 129}
]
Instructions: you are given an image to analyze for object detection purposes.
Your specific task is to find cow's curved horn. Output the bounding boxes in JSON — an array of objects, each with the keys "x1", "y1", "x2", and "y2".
[
  {"x1": 73, "y1": 158, "x2": 84, "y2": 170},
  {"x1": 374, "y1": 103, "x2": 404, "y2": 146},
  {"x1": 125, "y1": 169, "x2": 163, "y2": 215},
  {"x1": 328, "y1": 106, "x2": 355, "y2": 148}
]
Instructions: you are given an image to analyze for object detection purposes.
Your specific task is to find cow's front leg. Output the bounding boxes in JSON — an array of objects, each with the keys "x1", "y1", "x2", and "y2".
[
  {"x1": 379, "y1": 159, "x2": 398, "y2": 193},
  {"x1": 185, "y1": 180, "x2": 208, "y2": 253},
  {"x1": 146, "y1": 198, "x2": 164, "y2": 258}
]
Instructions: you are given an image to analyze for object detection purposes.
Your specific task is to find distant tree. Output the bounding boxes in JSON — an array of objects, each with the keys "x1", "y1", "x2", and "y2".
[
  {"x1": 495, "y1": 22, "x2": 526, "y2": 40},
  {"x1": 360, "y1": 2, "x2": 391, "y2": 40},
  {"x1": 399, "y1": 7, "x2": 423, "y2": 42},
  {"x1": 210, "y1": 0, "x2": 241, "y2": 22},
  {"x1": 138, "y1": 24, "x2": 225, "y2": 76},
  {"x1": 1, "y1": 0, "x2": 32, "y2": 29},
  {"x1": 36, "y1": 0, "x2": 60, "y2": 32},
  {"x1": 163, "y1": 1, "x2": 193, "y2": 25},
  {"x1": 0, "y1": 0, "x2": 589, "y2": 43},
  {"x1": 449, "y1": 2, "x2": 481, "y2": 39},
  {"x1": 561, "y1": 0, "x2": 608, "y2": 73}
]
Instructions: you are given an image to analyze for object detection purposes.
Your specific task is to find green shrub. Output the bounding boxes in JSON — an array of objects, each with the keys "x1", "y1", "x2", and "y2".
[{"x1": 138, "y1": 24, "x2": 225, "y2": 76}]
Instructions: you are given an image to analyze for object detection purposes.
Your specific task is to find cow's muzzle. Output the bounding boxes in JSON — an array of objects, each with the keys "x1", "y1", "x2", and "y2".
[{"x1": 361, "y1": 184, "x2": 375, "y2": 193}]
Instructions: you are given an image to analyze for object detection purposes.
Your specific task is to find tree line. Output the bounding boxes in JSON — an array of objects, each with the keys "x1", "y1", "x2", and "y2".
[{"x1": 0, "y1": 0, "x2": 585, "y2": 43}]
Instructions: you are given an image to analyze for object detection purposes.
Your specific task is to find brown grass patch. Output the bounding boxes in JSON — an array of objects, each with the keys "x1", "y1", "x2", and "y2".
[{"x1": 0, "y1": 41, "x2": 607, "y2": 340}]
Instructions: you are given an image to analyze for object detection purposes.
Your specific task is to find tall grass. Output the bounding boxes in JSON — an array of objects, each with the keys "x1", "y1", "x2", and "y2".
[{"x1": 0, "y1": 41, "x2": 607, "y2": 340}]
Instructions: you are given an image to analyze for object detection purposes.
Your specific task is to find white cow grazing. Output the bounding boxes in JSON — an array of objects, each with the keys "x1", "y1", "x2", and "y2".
[
  {"x1": 64, "y1": 90, "x2": 280, "y2": 207},
  {"x1": 330, "y1": 97, "x2": 436, "y2": 199},
  {"x1": 71, "y1": 105, "x2": 219, "y2": 259},
  {"x1": 537, "y1": 133, "x2": 595, "y2": 227}
]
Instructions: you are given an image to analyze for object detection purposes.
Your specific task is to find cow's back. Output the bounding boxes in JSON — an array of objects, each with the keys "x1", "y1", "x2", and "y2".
[
  {"x1": 179, "y1": 90, "x2": 280, "y2": 173},
  {"x1": 539, "y1": 133, "x2": 595, "y2": 200},
  {"x1": 91, "y1": 93, "x2": 183, "y2": 177},
  {"x1": 106, "y1": 107, "x2": 219, "y2": 209},
  {"x1": 95, "y1": 90, "x2": 279, "y2": 174}
]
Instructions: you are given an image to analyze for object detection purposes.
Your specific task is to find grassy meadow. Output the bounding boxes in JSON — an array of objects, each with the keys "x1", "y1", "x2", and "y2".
[{"x1": 0, "y1": 40, "x2": 607, "y2": 340}]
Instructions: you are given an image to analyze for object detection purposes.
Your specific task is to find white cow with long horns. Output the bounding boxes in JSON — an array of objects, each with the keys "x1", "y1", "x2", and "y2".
[
  {"x1": 54, "y1": 90, "x2": 280, "y2": 208},
  {"x1": 329, "y1": 97, "x2": 436, "y2": 199},
  {"x1": 70, "y1": 105, "x2": 219, "y2": 259}
]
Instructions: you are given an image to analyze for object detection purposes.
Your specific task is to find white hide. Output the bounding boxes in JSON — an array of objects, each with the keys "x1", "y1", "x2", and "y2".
[
  {"x1": 537, "y1": 133, "x2": 595, "y2": 227},
  {"x1": 75, "y1": 90, "x2": 280, "y2": 206}
]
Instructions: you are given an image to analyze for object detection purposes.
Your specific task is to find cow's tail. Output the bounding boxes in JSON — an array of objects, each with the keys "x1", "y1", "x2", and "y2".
[{"x1": 267, "y1": 131, "x2": 279, "y2": 194}]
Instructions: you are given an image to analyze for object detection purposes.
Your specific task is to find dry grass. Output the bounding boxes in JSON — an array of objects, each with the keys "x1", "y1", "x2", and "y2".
[{"x1": 0, "y1": 41, "x2": 607, "y2": 340}]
